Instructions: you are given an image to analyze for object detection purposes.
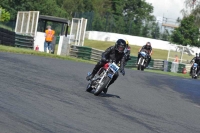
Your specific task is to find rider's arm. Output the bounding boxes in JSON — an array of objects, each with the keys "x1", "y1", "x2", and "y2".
[
  {"x1": 126, "y1": 48, "x2": 130, "y2": 55},
  {"x1": 120, "y1": 55, "x2": 126, "y2": 70},
  {"x1": 149, "y1": 47, "x2": 153, "y2": 55},
  {"x1": 101, "y1": 46, "x2": 113, "y2": 59},
  {"x1": 190, "y1": 57, "x2": 195, "y2": 64},
  {"x1": 139, "y1": 46, "x2": 144, "y2": 52}
]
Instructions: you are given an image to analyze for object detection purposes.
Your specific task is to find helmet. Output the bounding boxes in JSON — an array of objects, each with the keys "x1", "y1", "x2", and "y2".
[
  {"x1": 126, "y1": 40, "x2": 129, "y2": 45},
  {"x1": 115, "y1": 39, "x2": 126, "y2": 53},
  {"x1": 146, "y1": 42, "x2": 151, "y2": 48}
]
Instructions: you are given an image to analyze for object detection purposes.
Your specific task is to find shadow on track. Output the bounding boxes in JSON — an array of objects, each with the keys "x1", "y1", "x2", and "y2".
[{"x1": 86, "y1": 91, "x2": 121, "y2": 99}]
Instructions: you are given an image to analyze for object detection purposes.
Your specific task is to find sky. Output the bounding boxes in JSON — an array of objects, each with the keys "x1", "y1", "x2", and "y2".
[{"x1": 145, "y1": 0, "x2": 185, "y2": 23}]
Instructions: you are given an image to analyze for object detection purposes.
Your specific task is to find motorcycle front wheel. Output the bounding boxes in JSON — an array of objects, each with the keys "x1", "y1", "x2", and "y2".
[
  {"x1": 191, "y1": 70, "x2": 197, "y2": 79},
  {"x1": 137, "y1": 57, "x2": 145, "y2": 71},
  {"x1": 94, "y1": 76, "x2": 110, "y2": 96}
]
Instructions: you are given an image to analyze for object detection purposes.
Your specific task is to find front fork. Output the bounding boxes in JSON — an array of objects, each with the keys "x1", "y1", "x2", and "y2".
[
  {"x1": 98, "y1": 70, "x2": 108, "y2": 84},
  {"x1": 138, "y1": 57, "x2": 144, "y2": 66}
]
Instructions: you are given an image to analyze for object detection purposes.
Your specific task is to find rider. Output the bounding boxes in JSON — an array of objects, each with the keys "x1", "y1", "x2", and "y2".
[
  {"x1": 189, "y1": 53, "x2": 200, "y2": 76},
  {"x1": 137, "y1": 42, "x2": 152, "y2": 68},
  {"x1": 86, "y1": 39, "x2": 126, "y2": 94},
  {"x1": 125, "y1": 40, "x2": 131, "y2": 62}
]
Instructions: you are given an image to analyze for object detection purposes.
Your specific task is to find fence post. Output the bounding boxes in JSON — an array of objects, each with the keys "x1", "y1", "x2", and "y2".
[{"x1": 163, "y1": 60, "x2": 168, "y2": 72}]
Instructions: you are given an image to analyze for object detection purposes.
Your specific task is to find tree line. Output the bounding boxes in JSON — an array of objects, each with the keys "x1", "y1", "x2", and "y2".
[
  {"x1": 1, "y1": 0, "x2": 200, "y2": 47},
  {"x1": 0, "y1": 0, "x2": 163, "y2": 39}
]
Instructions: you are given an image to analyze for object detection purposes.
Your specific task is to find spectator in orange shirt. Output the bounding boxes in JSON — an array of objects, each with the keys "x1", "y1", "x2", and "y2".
[
  {"x1": 174, "y1": 55, "x2": 179, "y2": 63},
  {"x1": 44, "y1": 25, "x2": 55, "y2": 53}
]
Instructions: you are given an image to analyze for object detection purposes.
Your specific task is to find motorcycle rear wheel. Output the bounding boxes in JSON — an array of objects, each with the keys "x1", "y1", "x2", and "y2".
[{"x1": 86, "y1": 82, "x2": 93, "y2": 92}]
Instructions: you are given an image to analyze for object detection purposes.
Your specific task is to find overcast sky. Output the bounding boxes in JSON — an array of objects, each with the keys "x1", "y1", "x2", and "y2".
[{"x1": 145, "y1": 0, "x2": 185, "y2": 21}]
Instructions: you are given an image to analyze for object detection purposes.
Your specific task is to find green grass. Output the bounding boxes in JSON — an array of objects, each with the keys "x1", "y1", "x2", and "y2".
[
  {"x1": 141, "y1": 69, "x2": 191, "y2": 78},
  {"x1": 0, "y1": 45, "x2": 95, "y2": 64},
  {"x1": 0, "y1": 24, "x2": 12, "y2": 31},
  {"x1": 84, "y1": 39, "x2": 194, "y2": 62}
]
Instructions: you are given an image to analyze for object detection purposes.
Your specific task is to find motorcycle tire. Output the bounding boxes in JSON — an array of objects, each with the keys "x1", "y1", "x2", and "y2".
[
  {"x1": 94, "y1": 76, "x2": 110, "y2": 96},
  {"x1": 141, "y1": 65, "x2": 145, "y2": 71},
  {"x1": 137, "y1": 64, "x2": 141, "y2": 70},
  {"x1": 137, "y1": 58, "x2": 142, "y2": 70},
  {"x1": 191, "y1": 70, "x2": 197, "y2": 79},
  {"x1": 86, "y1": 82, "x2": 93, "y2": 92},
  {"x1": 137, "y1": 57, "x2": 144, "y2": 71}
]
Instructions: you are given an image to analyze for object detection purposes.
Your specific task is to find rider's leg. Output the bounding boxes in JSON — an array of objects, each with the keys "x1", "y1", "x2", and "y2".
[
  {"x1": 103, "y1": 71, "x2": 119, "y2": 94},
  {"x1": 86, "y1": 61, "x2": 105, "y2": 81},
  {"x1": 137, "y1": 53, "x2": 140, "y2": 63},
  {"x1": 197, "y1": 66, "x2": 200, "y2": 77},
  {"x1": 146, "y1": 55, "x2": 151, "y2": 67},
  {"x1": 189, "y1": 66, "x2": 192, "y2": 75}
]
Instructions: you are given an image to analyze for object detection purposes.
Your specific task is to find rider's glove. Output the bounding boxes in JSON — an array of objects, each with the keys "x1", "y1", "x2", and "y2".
[
  {"x1": 120, "y1": 69, "x2": 125, "y2": 76},
  {"x1": 101, "y1": 57, "x2": 107, "y2": 62}
]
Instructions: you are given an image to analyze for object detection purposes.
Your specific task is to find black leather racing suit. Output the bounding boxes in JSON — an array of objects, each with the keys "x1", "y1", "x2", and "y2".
[{"x1": 90, "y1": 46, "x2": 126, "y2": 88}]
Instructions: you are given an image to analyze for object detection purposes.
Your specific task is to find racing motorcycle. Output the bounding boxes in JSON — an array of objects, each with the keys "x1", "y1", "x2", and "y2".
[
  {"x1": 137, "y1": 50, "x2": 148, "y2": 71},
  {"x1": 86, "y1": 60, "x2": 120, "y2": 96},
  {"x1": 191, "y1": 63, "x2": 199, "y2": 79}
]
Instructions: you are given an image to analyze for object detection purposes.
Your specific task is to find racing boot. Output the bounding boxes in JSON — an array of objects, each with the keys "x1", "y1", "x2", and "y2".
[
  {"x1": 103, "y1": 87, "x2": 108, "y2": 94},
  {"x1": 86, "y1": 69, "x2": 97, "y2": 81},
  {"x1": 189, "y1": 68, "x2": 192, "y2": 76},
  {"x1": 103, "y1": 78, "x2": 115, "y2": 94},
  {"x1": 145, "y1": 59, "x2": 150, "y2": 68}
]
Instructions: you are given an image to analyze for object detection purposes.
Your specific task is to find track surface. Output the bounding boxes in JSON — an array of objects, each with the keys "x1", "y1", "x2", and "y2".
[{"x1": 0, "y1": 52, "x2": 200, "y2": 133}]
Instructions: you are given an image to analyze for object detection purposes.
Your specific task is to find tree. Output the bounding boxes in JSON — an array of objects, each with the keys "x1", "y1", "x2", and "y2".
[
  {"x1": 162, "y1": 29, "x2": 170, "y2": 41},
  {"x1": 170, "y1": 15, "x2": 200, "y2": 47},
  {"x1": 148, "y1": 20, "x2": 160, "y2": 39},
  {"x1": 1, "y1": 0, "x2": 67, "y2": 19},
  {"x1": 0, "y1": 7, "x2": 10, "y2": 22},
  {"x1": 0, "y1": 0, "x2": 159, "y2": 37},
  {"x1": 123, "y1": 0, "x2": 154, "y2": 36},
  {"x1": 182, "y1": 0, "x2": 200, "y2": 27}
]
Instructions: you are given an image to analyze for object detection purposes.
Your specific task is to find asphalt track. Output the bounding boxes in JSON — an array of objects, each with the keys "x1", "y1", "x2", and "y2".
[{"x1": 0, "y1": 52, "x2": 200, "y2": 133}]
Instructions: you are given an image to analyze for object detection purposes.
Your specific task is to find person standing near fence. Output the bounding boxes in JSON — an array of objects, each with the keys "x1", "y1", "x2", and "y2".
[
  {"x1": 174, "y1": 55, "x2": 179, "y2": 63},
  {"x1": 44, "y1": 25, "x2": 55, "y2": 53},
  {"x1": 171, "y1": 55, "x2": 179, "y2": 72}
]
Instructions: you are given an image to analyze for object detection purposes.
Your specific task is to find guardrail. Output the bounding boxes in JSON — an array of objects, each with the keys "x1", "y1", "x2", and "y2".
[
  {"x1": 15, "y1": 34, "x2": 34, "y2": 49},
  {"x1": 0, "y1": 28, "x2": 15, "y2": 46},
  {"x1": 68, "y1": 45, "x2": 187, "y2": 73},
  {"x1": 0, "y1": 27, "x2": 34, "y2": 49}
]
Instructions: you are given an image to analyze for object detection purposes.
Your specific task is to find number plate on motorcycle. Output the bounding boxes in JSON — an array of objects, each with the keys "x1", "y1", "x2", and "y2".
[{"x1": 110, "y1": 63, "x2": 119, "y2": 72}]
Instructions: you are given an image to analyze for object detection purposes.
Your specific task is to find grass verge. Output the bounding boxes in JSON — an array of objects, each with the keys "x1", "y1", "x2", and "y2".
[
  {"x1": 0, "y1": 44, "x2": 191, "y2": 79},
  {"x1": 142, "y1": 69, "x2": 190, "y2": 78},
  {"x1": 0, "y1": 45, "x2": 95, "y2": 64}
]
